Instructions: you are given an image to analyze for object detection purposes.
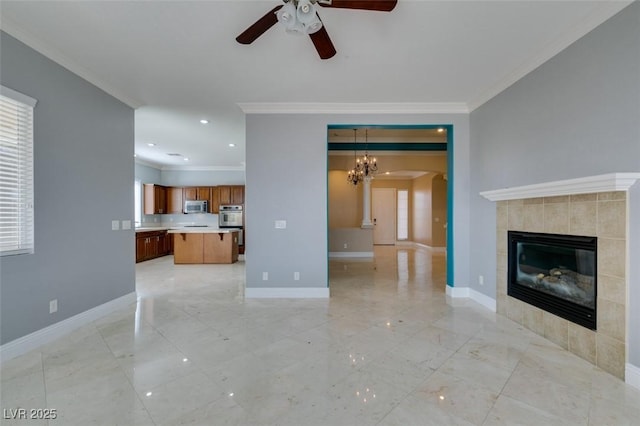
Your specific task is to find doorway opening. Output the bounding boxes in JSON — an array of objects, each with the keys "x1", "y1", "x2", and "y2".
[{"x1": 327, "y1": 124, "x2": 453, "y2": 285}]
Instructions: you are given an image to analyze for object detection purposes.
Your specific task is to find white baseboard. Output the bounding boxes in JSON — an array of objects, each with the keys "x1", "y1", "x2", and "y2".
[
  {"x1": 445, "y1": 286, "x2": 497, "y2": 312},
  {"x1": 329, "y1": 252, "x2": 374, "y2": 258},
  {"x1": 446, "y1": 285, "x2": 469, "y2": 298},
  {"x1": 0, "y1": 292, "x2": 137, "y2": 364},
  {"x1": 626, "y1": 363, "x2": 640, "y2": 391},
  {"x1": 245, "y1": 287, "x2": 330, "y2": 298}
]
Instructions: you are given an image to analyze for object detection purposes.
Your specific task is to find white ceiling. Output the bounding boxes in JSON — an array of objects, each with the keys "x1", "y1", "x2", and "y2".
[{"x1": 0, "y1": 0, "x2": 632, "y2": 169}]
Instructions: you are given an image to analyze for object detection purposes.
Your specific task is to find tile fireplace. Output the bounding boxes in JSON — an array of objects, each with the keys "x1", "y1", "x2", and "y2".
[{"x1": 480, "y1": 173, "x2": 640, "y2": 380}]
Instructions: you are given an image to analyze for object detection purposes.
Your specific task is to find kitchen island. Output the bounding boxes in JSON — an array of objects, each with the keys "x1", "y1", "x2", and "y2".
[{"x1": 168, "y1": 228, "x2": 239, "y2": 264}]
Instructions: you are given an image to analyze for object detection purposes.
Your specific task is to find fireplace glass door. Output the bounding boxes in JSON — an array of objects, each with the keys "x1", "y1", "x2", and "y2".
[{"x1": 508, "y1": 231, "x2": 597, "y2": 329}]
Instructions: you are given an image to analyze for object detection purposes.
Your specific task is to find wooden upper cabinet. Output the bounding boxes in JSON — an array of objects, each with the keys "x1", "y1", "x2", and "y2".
[
  {"x1": 196, "y1": 187, "x2": 210, "y2": 200},
  {"x1": 145, "y1": 184, "x2": 243, "y2": 215},
  {"x1": 210, "y1": 186, "x2": 221, "y2": 214},
  {"x1": 166, "y1": 187, "x2": 183, "y2": 214},
  {"x1": 231, "y1": 185, "x2": 244, "y2": 205},
  {"x1": 217, "y1": 185, "x2": 244, "y2": 206},
  {"x1": 218, "y1": 186, "x2": 232, "y2": 206},
  {"x1": 143, "y1": 184, "x2": 167, "y2": 214},
  {"x1": 183, "y1": 187, "x2": 197, "y2": 201}
]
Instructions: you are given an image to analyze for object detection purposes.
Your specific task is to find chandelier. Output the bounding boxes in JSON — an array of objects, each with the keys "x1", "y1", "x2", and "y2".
[
  {"x1": 276, "y1": 0, "x2": 323, "y2": 35},
  {"x1": 347, "y1": 129, "x2": 378, "y2": 186}
]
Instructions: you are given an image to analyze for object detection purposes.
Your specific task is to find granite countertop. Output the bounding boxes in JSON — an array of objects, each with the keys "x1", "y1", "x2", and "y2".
[
  {"x1": 136, "y1": 226, "x2": 240, "y2": 233},
  {"x1": 135, "y1": 227, "x2": 170, "y2": 233},
  {"x1": 166, "y1": 227, "x2": 239, "y2": 234}
]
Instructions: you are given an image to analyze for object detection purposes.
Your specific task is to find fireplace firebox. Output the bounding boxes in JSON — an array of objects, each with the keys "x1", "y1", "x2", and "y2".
[{"x1": 508, "y1": 231, "x2": 597, "y2": 330}]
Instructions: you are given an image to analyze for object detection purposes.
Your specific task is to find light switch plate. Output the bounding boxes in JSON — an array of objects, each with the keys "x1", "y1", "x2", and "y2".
[
  {"x1": 275, "y1": 220, "x2": 286, "y2": 229},
  {"x1": 121, "y1": 220, "x2": 131, "y2": 230},
  {"x1": 111, "y1": 220, "x2": 120, "y2": 230}
]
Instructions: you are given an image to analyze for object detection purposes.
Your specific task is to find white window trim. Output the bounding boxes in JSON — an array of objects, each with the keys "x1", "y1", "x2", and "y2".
[{"x1": 0, "y1": 85, "x2": 37, "y2": 256}]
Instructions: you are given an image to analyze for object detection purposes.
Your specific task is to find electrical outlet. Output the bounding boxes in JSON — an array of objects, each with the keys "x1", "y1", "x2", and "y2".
[
  {"x1": 262, "y1": 272, "x2": 268, "y2": 281},
  {"x1": 49, "y1": 299, "x2": 58, "y2": 314},
  {"x1": 478, "y1": 275, "x2": 484, "y2": 285},
  {"x1": 294, "y1": 272, "x2": 300, "y2": 281},
  {"x1": 343, "y1": 243, "x2": 348, "y2": 249}
]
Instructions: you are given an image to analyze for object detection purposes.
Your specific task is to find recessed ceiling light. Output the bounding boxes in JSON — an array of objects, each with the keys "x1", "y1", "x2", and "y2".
[
  {"x1": 183, "y1": 157, "x2": 189, "y2": 161},
  {"x1": 228, "y1": 143, "x2": 235, "y2": 147},
  {"x1": 200, "y1": 119, "x2": 209, "y2": 124},
  {"x1": 147, "y1": 143, "x2": 156, "y2": 147}
]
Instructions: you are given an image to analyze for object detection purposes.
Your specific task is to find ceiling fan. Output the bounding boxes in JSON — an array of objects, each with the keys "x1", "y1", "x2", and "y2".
[{"x1": 236, "y1": 0, "x2": 398, "y2": 60}]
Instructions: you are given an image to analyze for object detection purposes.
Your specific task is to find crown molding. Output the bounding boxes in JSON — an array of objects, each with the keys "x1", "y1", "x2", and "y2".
[
  {"x1": 0, "y1": 18, "x2": 143, "y2": 109},
  {"x1": 467, "y1": 1, "x2": 634, "y2": 111},
  {"x1": 134, "y1": 158, "x2": 163, "y2": 169},
  {"x1": 160, "y1": 165, "x2": 245, "y2": 172},
  {"x1": 480, "y1": 173, "x2": 640, "y2": 202},
  {"x1": 237, "y1": 102, "x2": 469, "y2": 115}
]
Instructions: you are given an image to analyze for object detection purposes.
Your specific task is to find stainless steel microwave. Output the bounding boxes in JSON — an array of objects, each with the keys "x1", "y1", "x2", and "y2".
[{"x1": 184, "y1": 200, "x2": 208, "y2": 214}]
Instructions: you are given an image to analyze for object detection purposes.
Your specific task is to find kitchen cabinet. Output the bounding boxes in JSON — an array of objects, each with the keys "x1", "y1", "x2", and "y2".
[
  {"x1": 183, "y1": 187, "x2": 197, "y2": 201},
  {"x1": 167, "y1": 187, "x2": 184, "y2": 214},
  {"x1": 218, "y1": 186, "x2": 231, "y2": 206},
  {"x1": 210, "y1": 186, "x2": 220, "y2": 213},
  {"x1": 169, "y1": 229, "x2": 239, "y2": 264},
  {"x1": 144, "y1": 184, "x2": 167, "y2": 214},
  {"x1": 196, "y1": 187, "x2": 210, "y2": 201},
  {"x1": 136, "y1": 230, "x2": 170, "y2": 262},
  {"x1": 147, "y1": 184, "x2": 244, "y2": 215},
  {"x1": 217, "y1": 185, "x2": 244, "y2": 206},
  {"x1": 231, "y1": 185, "x2": 244, "y2": 204}
]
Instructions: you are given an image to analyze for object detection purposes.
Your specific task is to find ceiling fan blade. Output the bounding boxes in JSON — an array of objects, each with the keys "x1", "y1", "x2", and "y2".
[
  {"x1": 236, "y1": 5, "x2": 283, "y2": 44},
  {"x1": 309, "y1": 25, "x2": 337, "y2": 60},
  {"x1": 318, "y1": 0, "x2": 397, "y2": 12}
]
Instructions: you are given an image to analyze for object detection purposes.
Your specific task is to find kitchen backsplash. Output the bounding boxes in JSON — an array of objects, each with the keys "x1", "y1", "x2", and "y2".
[{"x1": 141, "y1": 213, "x2": 219, "y2": 228}]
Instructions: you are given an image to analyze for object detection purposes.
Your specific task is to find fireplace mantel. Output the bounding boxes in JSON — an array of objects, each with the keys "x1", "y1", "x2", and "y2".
[{"x1": 480, "y1": 173, "x2": 640, "y2": 201}]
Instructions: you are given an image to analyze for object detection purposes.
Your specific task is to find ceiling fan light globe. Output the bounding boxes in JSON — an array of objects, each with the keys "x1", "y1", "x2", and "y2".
[
  {"x1": 277, "y1": 3, "x2": 299, "y2": 30},
  {"x1": 305, "y1": 20, "x2": 323, "y2": 34},
  {"x1": 297, "y1": 0, "x2": 317, "y2": 24}
]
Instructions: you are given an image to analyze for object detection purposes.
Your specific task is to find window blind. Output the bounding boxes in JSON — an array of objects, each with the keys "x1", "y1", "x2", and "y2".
[{"x1": 0, "y1": 86, "x2": 37, "y2": 256}]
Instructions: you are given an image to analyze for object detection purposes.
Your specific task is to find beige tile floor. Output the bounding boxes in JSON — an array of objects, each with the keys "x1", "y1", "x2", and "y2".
[{"x1": 2, "y1": 245, "x2": 640, "y2": 425}]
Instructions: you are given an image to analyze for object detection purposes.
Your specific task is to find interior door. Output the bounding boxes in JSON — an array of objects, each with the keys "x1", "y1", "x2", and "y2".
[{"x1": 372, "y1": 188, "x2": 396, "y2": 245}]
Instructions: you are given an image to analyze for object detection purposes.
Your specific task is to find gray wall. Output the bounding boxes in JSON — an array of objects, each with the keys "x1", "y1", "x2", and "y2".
[
  {"x1": 245, "y1": 113, "x2": 470, "y2": 290},
  {"x1": 135, "y1": 162, "x2": 161, "y2": 183},
  {"x1": 469, "y1": 3, "x2": 640, "y2": 361},
  {"x1": 134, "y1": 164, "x2": 244, "y2": 187},
  {"x1": 0, "y1": 32, "x2": 135, "y2": 344},
  {"x1": 160, "y1": 169, "x2": 244, "y2": 187}
]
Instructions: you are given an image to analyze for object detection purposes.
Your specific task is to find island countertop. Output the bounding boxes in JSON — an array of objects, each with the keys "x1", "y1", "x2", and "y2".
[{"x1": 167, "y1": 228, "x2": 239, "y2": 234}]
